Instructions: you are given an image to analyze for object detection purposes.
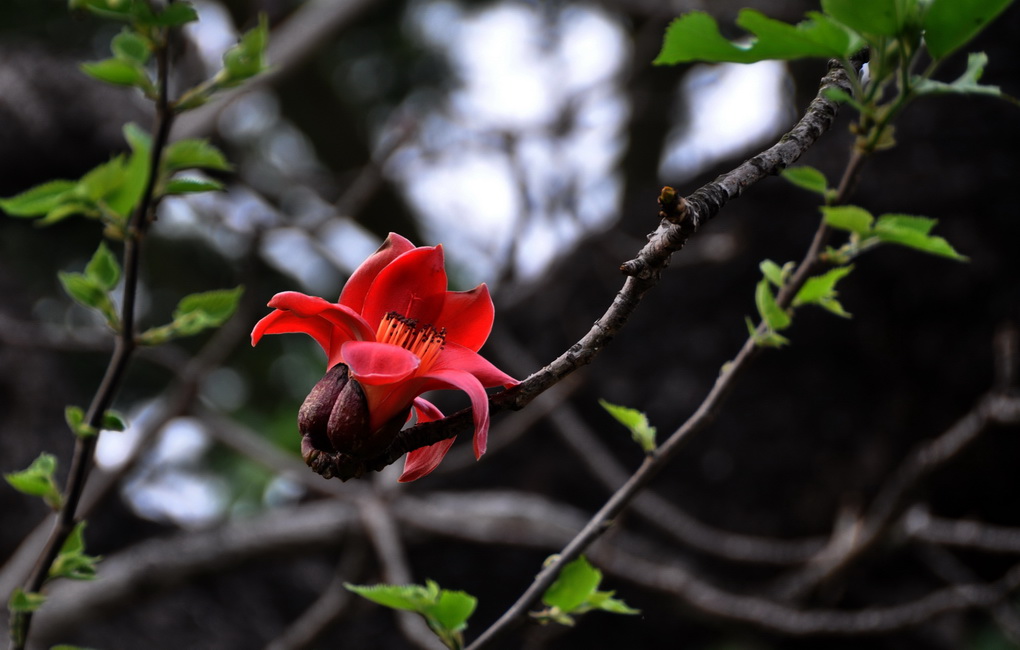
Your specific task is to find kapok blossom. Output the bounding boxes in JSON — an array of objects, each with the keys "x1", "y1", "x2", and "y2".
[{"x1": 251, "y1": 232, "x2": 518, "y2": 482}]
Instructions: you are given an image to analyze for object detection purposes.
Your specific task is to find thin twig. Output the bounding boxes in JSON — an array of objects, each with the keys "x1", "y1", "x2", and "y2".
[
  {"x1": 9, "y1": 31, "x2": 176, "y2": 650},
  {"x1": 464, "y1": 58, "x2": 859, "y2": 649}
]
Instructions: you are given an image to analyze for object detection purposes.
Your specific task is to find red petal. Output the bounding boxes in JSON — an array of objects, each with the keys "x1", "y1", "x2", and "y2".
[
  {"x1": 361, "y1": 245, "x2": 447, "y2": 327},
  {"x1": 339, "y1": 233, "x2": 416, "y2": 314},
  {"x1": 399, "y1": 398, "x2": 453, "y2": 482},
  {"x1": 420, "y1": 369, "x2": 491, "y2": 459},
  {"x1": 342, "y1": 341, "x2": 420, "y2": 385},
  {"x1": 252, "y1": 308, "x2": 333, "y2": 356},
  {"x1": 433, "y1": 343, "x2": 519, "y2": 388},
  {"x1": 254, "y1": 291, "x2": 374, "y2": 367},
  {"x1": 435, "y1": 285, "x2": 494, "y2": 351}
]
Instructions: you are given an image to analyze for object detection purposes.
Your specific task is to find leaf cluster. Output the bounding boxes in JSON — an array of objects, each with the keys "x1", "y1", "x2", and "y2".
[{"x1": 533, "y1": 555, "x2": 639, "y2": 626}]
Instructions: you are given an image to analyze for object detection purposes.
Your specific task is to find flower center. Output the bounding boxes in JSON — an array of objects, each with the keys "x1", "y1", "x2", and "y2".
[{"x1": 376, "y1": 311, "x2": 445, "y2": 370}]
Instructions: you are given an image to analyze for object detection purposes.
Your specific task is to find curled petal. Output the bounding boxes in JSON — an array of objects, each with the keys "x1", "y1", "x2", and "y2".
[
  {"x1": 339, "y1": 233, "x2": 416, "y2": 314},
  {"x1": 399, "y1": 398, "x2": 453, "y2": 482},
  {"x1": 361, "y1": 246, "x2": 447, "y2": 327},
  {"x1": 253, "y1": 291, "x2": 374, "y2": 367},
  {"x1": 433, "y1": 343, "x2": 519, "y2": 389},
  {"x1": 420, "y1": 368, "x2": 491, "y2": 459},
  {"x1": 435, "y1": 285, "x2": 495, "y2": 351},
  {"x1": 251, "y1": 308, "x2": 333, "y2": 356},
  {"x1": 342, "y1": 341, "x2": 420, "y2": 385}
]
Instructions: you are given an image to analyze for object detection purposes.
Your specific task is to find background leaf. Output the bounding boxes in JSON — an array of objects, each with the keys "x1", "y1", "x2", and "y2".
[
  {"x1": 923, "y1": 0, "x2": 1015, "y2": 59},
  {"x1": 654, "y1": 9, "x2": 861, "y2": 65}
]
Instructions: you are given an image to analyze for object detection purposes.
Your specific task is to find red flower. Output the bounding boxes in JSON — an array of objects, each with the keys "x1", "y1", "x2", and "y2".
[{"x1": 251, "y1": 233, "x2": 518, "y2": 481}]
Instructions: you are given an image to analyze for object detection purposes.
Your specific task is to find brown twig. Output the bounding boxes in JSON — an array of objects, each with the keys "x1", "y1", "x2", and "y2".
[{"x1": 9, "y1": 31, "x2": 176, "y2": 650}]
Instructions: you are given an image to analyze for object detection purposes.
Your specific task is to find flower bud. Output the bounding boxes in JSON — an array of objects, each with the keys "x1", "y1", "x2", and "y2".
[{"x1": 297, "y1": 363, "x2": 409, "y2": 478}]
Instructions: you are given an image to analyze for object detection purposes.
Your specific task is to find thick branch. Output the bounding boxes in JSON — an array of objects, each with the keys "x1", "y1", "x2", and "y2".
[{"x1": 359, "y1": 58, "x2": 855, "y2": 475}]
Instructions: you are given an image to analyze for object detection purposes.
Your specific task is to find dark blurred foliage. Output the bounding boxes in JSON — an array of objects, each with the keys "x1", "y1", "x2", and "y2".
[{"x1": 2, "y1": 1, "x2": 1020, "y2": 649}]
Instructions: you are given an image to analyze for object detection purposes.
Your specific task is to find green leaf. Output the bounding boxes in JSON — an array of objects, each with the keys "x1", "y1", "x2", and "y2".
[
  {"x1": 598, "y1": 399, "x2": 657, "y2": 453},
  {"x1": 821, "y1": 0, "x2": 905, "y2": 38},
  {"x1": 923, "y1": 0, "x2": 1015, "y2": 60},
  {"x1": 85, "y1": 242, "x2": 121, "y2": 291},
  {"x1": 105, "y1": 123, "x2": 152, "y2": 218},
  {"x1": 58, "y1": 272, "x2": 107, "y2": 311},
  {"x1": 913, "y1": 52, "x2": 1006, "y2": 98},
  {"x1": 344, "y1": 583, "x2": 429, "y2": 612},
  {"x1": 150, "y1": 1, "x2": 199, "y2": 26},
  {"x1": 77, "y1": 156, "x2": 128, "y2": 202},
  {"x1": 81, "y1": 58, "x2": 149, "y2": 87},
  {"x1": 654, "y1": 9, "x2": 862, "y2": 65},
  {"x1": 431, "y1": 589, "x2": 478, "y2": 633},
  {"x1": 111, "y1": 28, "x2": 150, "y2": 63},
  {"x1": 759, "y1": 259, "x2": 793, "y2": 288},
  {"x1": 65, "y1": 406, "x2": 97, "y2": 438},
  {"x1": 0, "y1": 180, "x2": 77, "y2": 217},
  {"x1": 175, "y1": 285, "x2": 243, "y2": 326},
  {"x1": 781, "y1": 165, "x2": 830, "y2": 197},
  {"x1": 543, "y1": 556, "x2": 602, "y2": 612},
  {"x1": 164, "y1": 177, "x2": 226, "y2": 195},
  {"x1": 822, "y1": 205, "x2": 875, "y2": 235},
  {"x1": 50, "y1": 522, "x2": 101, "y2": 581},
  {"x1": 163, "y1": 139, "x2": 233, "y2": 172},
  {"x1": 8, "y1": 588, "x2": 46, "y2": 613},
  {"x1": 755, "y1": 278, "x2": 792, "y2": 331},
  {"x1": 793, "y1": 265, "x2": 854, "y2": 316},
  {"x1": 102, "y1": 410, "x2": 128, "y2": 432},
  {"x1": 586, "y1": 591, "x2": 641, "y2": 615},
  {"x1": 874, "y1": 214, "x2": 967, "y2": 259},
  {"x1": 746, "y1": 316, "x2": 790, "y2": 348},
  {"x1": 221, "y1": 14, "x2": 269, "y2": 85},
  {"x1": 4, "y1": 453, "x2": 62, "y2": 509}
]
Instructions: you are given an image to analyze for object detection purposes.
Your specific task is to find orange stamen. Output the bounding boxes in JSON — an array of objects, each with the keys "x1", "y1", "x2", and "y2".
[{"x1": 376, "y1": 312, "x2": 446, "y2": 371}]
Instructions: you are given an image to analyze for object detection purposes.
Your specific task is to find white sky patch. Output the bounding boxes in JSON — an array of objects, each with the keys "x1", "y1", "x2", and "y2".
[
  {"x1": 184, "y1": 0, "x2": 238, "y2": 75},
  {"x1": 659, "y1": 60, "x2": 793, "y2": 181},
  {"x1": 393, "y1": 1, "x2": 630, "y2": 283}
]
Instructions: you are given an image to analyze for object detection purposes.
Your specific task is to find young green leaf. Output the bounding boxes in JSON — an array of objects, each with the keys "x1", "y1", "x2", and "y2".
[
  {"x1": 81, "y1": 58, "x2": 149, "y2": 88},
  {"x1": 874, "y1": 214, "x2": 967, "y2": 260},
  {"x1": 822, "y1": 205, "x2": 875, "y2": 235},
  {"x1": 536, "y1": 556, "x2": 639, "y2": 626},
  {"x1": 923, "y1": 0, "x2": 1015, "y2": 60},
  {"x1": 163, "y1": 139, "x2": 233, "y2": 173},
  {"x1": 913, "y1": 52, "x2": 1006, "y2": 99},
  {"x1": 543, "y1": 556, "x2": 602, "y2": 612},
  {"x1": 58, "y1": 272, "x2": 107, "y2": 312},
  {"x1": 344, "y1": 583, "x2": 430, "y2": 612},
  {"x1": 0, "y1": 180, "x2": 76, "y2": 217},
  {"x1": 104, "y1": 123, "x2": 152, "y2": 219},
  {"x1": 430, "y1": 589, "x2": 478, "y2": 633},
  {"x1": 65, "y1": 406, "x2": 98, "y2": 438},
  {"x1": 111, "y1": 28, "x2": 151, "y2": 64},
  {"x1": 220, "y1": 14, "x2": 269, "y2": 86},
  {"x1": 780, "y1": 166, "x2": 830, "y2": 197},
  {"x1": 793, "y1": 265, "x2": 854, "y2": 317},
  {"x1": 755, "y1": 278, "x2": 792, "y2": 331},
  {"x1": 4, "y1": 454, "x2": 62, "y2": 509},
  {"x1": 164, "y1": 177, "x2": 226, "y2": 195},
  {"x1": 759, "y1": 259, "x2": 793, "y2": 288},
  {"x1": 149, "y1": 1, "x2": 199, "y2": 27},
  {"x1": 8, "y1": 588, "x2": 46, "y2": 614},
  {"x1": 599, "y1": 399, "x2": 657, "y2": 453},
  {"x1": 85, "y1": 242, "x2": 121, "y2": 291},
  {"x1": 654, "y1": 9, "x2": 862, "y2": 65},
  {"x1": 746, "y1": 316, "x2": 790, "y2": 348},
  {"x1": 49, "y1": 522, "x2": 101, "y2": 581},
  {"x1": 102, "y1": 410, "x2": 128, "y2": 432},
  {"x1": 821, "y1": 0, "x2": 904, "y2": 38}
]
